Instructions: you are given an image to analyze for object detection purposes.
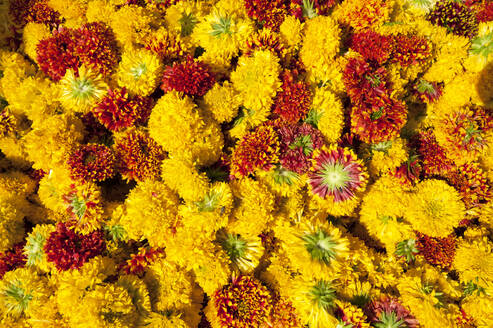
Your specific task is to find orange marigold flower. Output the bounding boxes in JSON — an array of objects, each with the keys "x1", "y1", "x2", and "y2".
[
  {"x1": 213, "y1": 275, "x2": 273, "y2": 328},
  {"x1": 339, "y1": 0, "x2": 391, "y2": 30},
  {"x1": 144, "y1": 29, "x2": 186, "y2": 62},
  {"x1": 416, "y1": 232, "x2": 456, "y2": 270},
  {"x1": 230, "y1": 124, "x2": 280, "y2": 178},
  {"x1": 114, "y1": 129, "x2": 165, "y2": 182},
  {"x1": 447, "y1": 162, "x2": 492, "y2": 209},
  {"x1": 92, "y1": 87, "x2": 153, "y2": 132},
  {"x1": 120, "y1": 246, "x2": 163, "y2": 275},
  {"x1": 392, "y1": 34, "x2": 432, "y2": 66},
  {"x1": 269, "y1": 297, "x2": 303, "y2": 328},
  {"x1": 161, "y1": 56, "x2": 215, "y2": 97},
  {"x1": 411, "y1": 130, "x2": 453, "y2": 177},
  {"x1": 244, "y1": 0, "x2": 289, "y2": 31},
  {"x1": 67, "y1": 143, "x2": 116, "y2": 183},
  {"x1": 273, "y1": 70, "x2": 312, "y2": 124},
  {"x1": 350, "y1": 30, "x2": 394, "y2": 65},
  {"x1": 245, "y1": 29, "x2": 287, "y2": 59}
]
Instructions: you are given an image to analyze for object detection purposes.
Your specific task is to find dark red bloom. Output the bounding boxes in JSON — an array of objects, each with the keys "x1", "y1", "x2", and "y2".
[
  {"x1": 447, "y1": 162, "x2": 492, "y2": 209},
  {"x1": 92, "y1": 88, "x2": 153, "y2": 132},
  {"x1": 392, "y1": 155, "x2": 421, "y2": 187},
  {"x1": 278, "y1": 123, "x2": 324, "y2": 174},
  {"x1": 67, "y1": 143, "x2": 116, "y2": 183},
  {"x1": 364, "y1": 297, "x2": 419, "y2": 328},
  {"x1": 44, "y1": 222, "x2": 105, "y2": 271},
  {"x1": 120, "y1": 247, "x2": 163, "y2": 275},
  {"x1": 113, "y1": 129, "x2": 166, "y2": 182},
  {"x1": 244, "y1": 0, "x2": 289, "y2": 30},
  {"x1": 0, "y1": 242, "x2": 26, "y2": 279},
  {"x1": 290, "y1": 0, "x2": 337, "y2": 21},
  {"x1": 350, "y1": 30, "x2": 394, "y2": 65},
  {"x1": 161, "y1": 56, "x2": 215, "y2": 97},
  {"x1": 416, "y1": 232, "x2": 456, "y2": 270},
  {"x1": 412, "y1": 79, "x2": 443, "y2": 103},
  {"x1": 411, "y1": 130, "x2": 453, "y2": 177},
  {"x1": 273, "y1": 71, "x2": 312, "y2": 124},
  {"x1": 475, "y1": 1, "x2": 493, "y2": 22},
  {"x1": 9, "y1": 0, "x2": 61, "y2": 28},
  {"x1": 36, "y1": 27, "x2": 80, "y2": 81},
  {"x1": 427, "y1": 0, "x2": 478, "y2": 38},
  {"x1": 245, "y1": 30, "x2": 286, "y2": 59},
  {"x1": 392, "y1": 34, "x2": 432, "y2": 66},
  {"x1": 144, "y1": 30, "x2": 185, "y2": 63}
]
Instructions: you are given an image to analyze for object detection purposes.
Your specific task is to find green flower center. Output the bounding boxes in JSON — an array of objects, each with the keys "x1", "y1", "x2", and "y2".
[
  {"x1": 289, "y1": 135, "x2": 314, "y2": 156},
  {"x1": 25, "y1": 232, "x2": 46, "y2": 266},
  {"x1": 220, "y1": 233, "x2": 247, "y2": 262},
  {"x1": 304, "y1": 108, "x2": 323, "y2": 127},
  {"x1": 470, "y1": 32, "x2": 493, "y2": 58},
  {"x1": 302, "y1": 0, "x2": 318, "y2": 19},
  {"x1": 105, "y1": 224, "x2": 127, "y2": 242},
  {"x1": 374, "y1": 311, "x2": 406, "y2": 328},
  {"x1": 210, "y1": 16, "x2": 232, "y2": 38},
  {"x1": 179, "y1": 12, "x2": 198, "y2": 37},
  {"x1": 130, "y1": 63, "x2": 147, "y2": 79},
  {"x1": 195, "y1": 190, "x2": 221, "y2": 212},
  {"x1": 272, "y1": 166, "x2": 299, "y2": 186},
  {"x1": 3, "y1": 281, "x2": 33, "y2": 315},
  {"x1": 309, "y1": 280, "x2": 336, "y2": 311},
  {"x1": 318, "y1": 163, "x2": 350, "y2": 192},
  {"x1": 395, "y1": 239, "x2": 419, "y2": 263},
  {"x1": 71, "y1": 77, "x2": 96, "y2": 100},
  {"x1": 302, "y1": 229, "x2": 338, "y2": 265},
  {"x1": 371, "y1": 140, "x2": 393, "y2": 154},
  {"x1": 71, "y1": 195, "x2": 87, "y2": 219}
]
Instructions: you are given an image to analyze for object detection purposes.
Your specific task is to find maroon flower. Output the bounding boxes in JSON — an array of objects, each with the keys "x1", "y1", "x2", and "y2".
[
  {"x1": 67, "y1": 143, "x2": 116, "y2": 183},
  {"x1": 0, "y1": 242, "x2": 26, "y2": 279},
  {"x1": 350, "y1": 30, "x2": 394, "y2": 65},
  {"x1": 161, "y1": 56, "x2": 215, "y2": 97},
  {"x1": 364, "y1": 297, "x2": 419, "y2": 328},
  {"x1": 273, "y1": 71, "x2": 312, "y2": 124}
]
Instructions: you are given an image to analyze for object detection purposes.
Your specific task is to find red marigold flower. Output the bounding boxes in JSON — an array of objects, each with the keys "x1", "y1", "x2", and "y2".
[
  {"x1": 230, "y1": 124, "x2": 280, "y2": 178},
  {"x1": 427, "y1": 0, "x2": 478, "y2": 38},
  {"x1": 161, "y1": 56, "x2": 215, "y2": 97},
  {"x1": 269, "y1": 297, "x2": 302, "y2": 328},
  {"x1": 120, "y1": 246, "x2": 163, "y2": 275},
  {"x1": 273, "y1": 70, "x2": 312, "y2": 124},
  {"x1": 9, "y1": 0, "x2": 61, "y2": 28},
  {"x1": 456, "y1": 308, "x2": 476, "y2": 328},
  {"x1": 44, "y1": 222, "x2": 105, "y2": 271},
  {"x1": 75, "y1": 22, "x2": 120, "y2": 77},
  {"x1": 412, "y1": 79, "x2": 443, "y2": 103},
  {"x1": 143, "y1": 30, "x2": 185, "y2": 63},
  {"x1": 392, "y1": 155, "x2": 421, "y2": 187},
  {"x1": 415, "y1": 232, "x2": 456, "y2": 270},
  {"x1": 447, "y1": 162, "x2": 492, "y2": 209},
  {"x1": 245, "y1": 29, "x2": 287, "y2": 59},
  {"x1": 364, "y1": 297, "x2": 419, "y2": 328},
  {"x1": 290, "y1": 0, "x2": 337, "y2": 21},
  {"x1": 36, "y1": 27, "x2": 80, "y2": 81},
  {"x1": 411, "y1": 130, "x2": 453, "y2": 177},
  {"x1": 113, "y1": 129, "x2": 165, "y2": 182},
  {"x1": 92, "y1": 87, "x2": 153, "y2": 132},
  {"x1": 475, "y1": 1, "x2": 493, "y2": 22},
  {"x1": 278, "y1": 122, "x2": 324, "y2": 174},
  {"x1": 392, "y1": 34, "x2": 432, "y2": 66},
  {"x1": 0, "y1": 242, "x2": 26, "y2": 279},
  {"x1": 350, "y1": 30, "x2": 394, "y2": 65},
  {"x1": 67, "y1": 143, "x2": 116, "y2": 183},
  {"x1": 244, "y1": 0, "x2": 289, "y2": 30},
  {"x1": 308, "y1": 146, "x2": 368, "y2": 202},
  {"x1": 213, "y1": 275, "x2": 273, "y2": 328},
  {"x1": 343, "y1": 57, "x2": 391, "y2": 105},
  {"x1": 350, "y1": 95, "x2": 407, "y2": 143}
]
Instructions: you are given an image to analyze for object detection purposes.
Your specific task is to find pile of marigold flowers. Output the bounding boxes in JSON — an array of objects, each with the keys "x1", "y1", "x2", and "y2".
[{"x1": 0, "y1": 0, "x2": 493, "y2": 327}]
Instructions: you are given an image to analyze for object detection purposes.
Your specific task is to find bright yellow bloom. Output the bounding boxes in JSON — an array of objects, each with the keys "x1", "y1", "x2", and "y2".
[
  {"x1": 86, "y1": 0, "x2": 116, "y2": 24},
  {"x1": 161, "y1": 157, "x2": 210, "y2": 202},
  {"x1": 363, "y1": 138, "x2": 408, "y2": 176},
  {"x1": 453, "y1": 239, "x2": 493, "y2": 287},
  {"x1": 230, "y1": 50, "x2": 281, "y2": 113},
  {"x1": 0, "y1": 201, "x2": 25, "y2": 253},
  {"x1": 110, "y1": 5, "x2": 158, "y2": 49},
  {"x1": 23, "y1": 224, "x2": 57, "y2": 273},
  {"x1": 461, "y1": 294, "x2": 493, "y2": 328},
  {"x1": 404, "y1": 179, "x2": 465, "y2": 238},
  {"x1": 117, "y1": 49, "x2": 163, "y2": 96},
  {"x1": 48, "y1": 0, "x2": 87, "y2": 28},
  {"x1": 216, "y1": 229, "x2": 264, "y2": 273},
  {"x1": 201, "y1": 81, "x2": 240, "y2": 123},
  {"x1": 279, "y1": 15, "x2": 303, "y2": 51},
  {"x1": 308, "y1": 87, "x2": 344, "y2": 143},
  {"x1": 22, "y1": 22, "x2": 50, "y2": 62}
]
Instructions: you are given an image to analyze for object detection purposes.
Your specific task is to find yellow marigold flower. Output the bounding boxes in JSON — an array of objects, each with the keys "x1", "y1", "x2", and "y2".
[
  {"x1": 0, "y1": 201, "x2": 25, "y2": 253},
  {"x1": 23, "y1": 114, "x2": 84, "y2": 171},
  {"x1": 229, "y1": 177, "x2": 276, "y2": 238},
  {"x1": 359, "y1": 175, "x2": 413, "y2": 253},
  {"x1": 22, "y1": 22, "x2": 50, "y2": 62},
  {"x1": 216, "y1": 229, "x2": 264, "y2": 273},
  {"x1": 110, "y1": 5, "x2": 158, "y2": 49},
  {"x1": 453, "y1": 239, "x2": 493, "y2": 287},
  {"x1": 37, "y1": 168, "x2": 73, "y2": 213},
  {"x1": 461, "y1": 294, "x2": 493, "y2": 328},
  {"x1": 23, "y1": 224, "x2": 57, "y2": 273},
  {"x1": 335, "y1": 0, "x2": 393, "y2": 30},
  {"x1": 56, "y1": 256, "x2": 116, "y2": 293},
  {"x1": 279, "y1": 15, "x2": 303, "y2": 51},
  {"x1": 149, "y1": 91, "x2": 223, "y2": 165},
  {"x1": 0, "y1": 267, "x2": 51, "y2": 318},
  {"x1": 143, "y1": 312, "x2": 188, "y2": 328},
  {"x1": 335, "y1": 300, "x2": 370, "y2": 328},
  {"x1": 162, "y1": 157, "x2": 209, "y2": 202},
  {"x1": 165, "y1": 0, "x2": 207, "y2": 48},
  {"x1": 117, "y1": 49, "x2": 163, "y2": 97},
  {"x1": 48, "y1": 0, "x2": 87, "y2": 28},
  {"x1": 307, "y1": 87, "x2": 344, "y2": 143},
  {"x1": 120, "y1": 180, "x2": 180, "y2": 248},
  {"x1": 190, "y1": 246, "x2": 231, "y2": 296},
  {"x1": 290, "y1": 276, "x2": 339, "y2": 328},
  {"x1": 59, "y1": 66, "x2": 107, "y2": 113},
  {"x1": 274, "y1": 220, "x2": 350, "y2": 280},
  {"x1": 201, "y1": 81, "x2": 240, "y2": 123},
  {"x1": 86, "y1": 0, "x2": 116, "y2": 24},
  {"x1": 464, "y1": 22, "x2": 493, "y2": 73},
  {"x1": 256, "y1": 166, "x2": 305, "y2": 197},
  {"x1": 300, "y1": 15, "x2": 341, "y2": 84},
  {"x1": 230, "y1": 50, "x2": 281, "y2": 113},
  {"x1": 362, "y1": 138, "x2": 409, "y2": 176},
  {"x1": 191, "y1": 8, "x2": 254, "y2": 60},
  {"x1": 404, "y1": 179, "x2": 465, "y2": 238}
]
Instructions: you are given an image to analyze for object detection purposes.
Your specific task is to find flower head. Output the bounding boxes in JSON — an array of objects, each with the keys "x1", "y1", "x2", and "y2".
[
  {"x1": 44, "y1": 222, "x2": 105, "y2": 271},
  {"x1": 447, "y1": 162, "x2": 492, "y2": 209},
  {"x1": 244, "y1": 0, "x2": 288, "y2": 30},
  {"x1": 416, "y1": 232, "x2": 456, "y2": 270},
  {"x1": 364, "y1": 297, "x2": 419, "y2": 328},
  {"x1": 67, "y1": 143, "x2": 116, "y2": 183},
  {"x1": 411, "y1": 130, "x2": 453, "y2": 177},
  {"x1": 392, "y1": 34, "x2": 432, "y2": 66},
  {"x1": 273, "y1": 70, "x2": 312, "y2": 124},
  {"x1": 217, "y1": 230, "x2": 263, "y2": 273},
  {"x1": 0, "y1": 242, "x2": 26, "y2": 279},
  {"x1": 62, "y1": 183, "x2": 105, "y2": 234},
  {"x1": 350, "y1": 30, "x2": 394, "y2": 65},
  {"x1": 117, "y1": 49, "x2": 163, "y2": 96},
  {"x1": 427, "y1": 0, "x2": 478, "y2": 38},
  {"x1": 308, "y1": 145, "x2": 368, "y2": 202},
  {"x1": 161, "y1": 56, "x2": 215, "y2": 97}
]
